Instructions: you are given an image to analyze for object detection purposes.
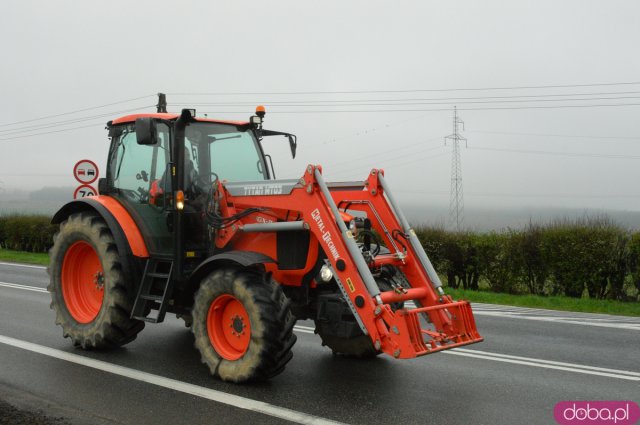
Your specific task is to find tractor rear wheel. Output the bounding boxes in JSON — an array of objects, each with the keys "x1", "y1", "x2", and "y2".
[
  {"x1": 48, "y1": 212, "x2": 144, "y2": 349},
  {"x1": 315, "y1": 322, "x2": 378, "y2": 358},
  {"x1": 315, "y1": 271, "x2": 405, "y2": 358},
  {"x1": 191, "y1": 268, "x2": 296, "y2": 383}
]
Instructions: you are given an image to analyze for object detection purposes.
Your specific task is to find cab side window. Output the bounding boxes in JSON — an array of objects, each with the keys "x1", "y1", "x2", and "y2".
[{"x1": 109, "y1": 123, "x2": 169, "y2": 203}]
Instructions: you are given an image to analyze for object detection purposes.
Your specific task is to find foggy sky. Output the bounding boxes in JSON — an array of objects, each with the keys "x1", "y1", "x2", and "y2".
[{"x1": 1, "y1": 0, "x2": 639, "y2": 213}]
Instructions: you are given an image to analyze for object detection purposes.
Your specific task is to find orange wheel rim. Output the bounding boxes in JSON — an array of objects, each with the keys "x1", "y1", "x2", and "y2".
[
  {"x1": 61, "y1": 241, "x2": 104, "y2": 323},
  {"x1": 207, "y1": 294, "x2": 251, "y2": 360}
]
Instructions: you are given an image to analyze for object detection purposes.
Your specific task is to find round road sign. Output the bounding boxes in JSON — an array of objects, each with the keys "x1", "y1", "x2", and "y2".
[
  {"x1": 73, "y1": 160, "x2": 99, "y2": 184},
  {"x1": 74, "y1": 184, "x2": 98, "y2": 199}
]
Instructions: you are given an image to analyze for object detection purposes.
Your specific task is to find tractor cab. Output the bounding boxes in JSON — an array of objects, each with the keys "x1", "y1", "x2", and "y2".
[{"x1": 101, "y1": 108, "x2": 295, "y2": 259}]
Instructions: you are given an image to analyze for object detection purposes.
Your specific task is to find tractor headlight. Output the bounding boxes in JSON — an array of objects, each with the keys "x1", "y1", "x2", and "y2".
[
  {"x1": 319, "y1": 265, "x2": 333, "y2": 282},
  {"x1": 349, "y1": 219, "x2": 358, "y2": 236},
  {"x1": 176, "y1": 190, "x2": 185, "y2": 211}
]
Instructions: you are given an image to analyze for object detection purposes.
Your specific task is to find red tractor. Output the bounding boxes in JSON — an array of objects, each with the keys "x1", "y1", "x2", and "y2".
[{"x1": 48, "y1": 106, "x2": 482, "y2": 382}]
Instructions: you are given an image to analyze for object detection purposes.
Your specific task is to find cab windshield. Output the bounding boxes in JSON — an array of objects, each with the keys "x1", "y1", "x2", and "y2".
[{"x1": 186, "y1": 122, "x2": 267, "y2": 192}]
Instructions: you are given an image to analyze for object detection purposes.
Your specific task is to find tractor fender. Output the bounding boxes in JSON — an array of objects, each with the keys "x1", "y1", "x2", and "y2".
[
  {"x1": 51, "y1": 197, "x2": 149, "y2": 288},
  {"x1": 52, "y1": 197, "x2": 148, "y2": 258},
  {"x1": 188, "y1": 251, "x2": 276, "y2": 286}
]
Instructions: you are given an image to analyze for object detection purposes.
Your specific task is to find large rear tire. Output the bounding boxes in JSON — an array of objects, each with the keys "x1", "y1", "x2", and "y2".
[
  {"x1": 191, "y1": 268, "x2": 296, "y2": 383},
  {"x1": 315, "y1": 322, "x2": 378, "y2": 358},
  {"x1": 48, "y1": 212, "x2": 144, "y2": 349},
  {"x1": 315, "y1": 270, "x2": 405, "y2": 357}
]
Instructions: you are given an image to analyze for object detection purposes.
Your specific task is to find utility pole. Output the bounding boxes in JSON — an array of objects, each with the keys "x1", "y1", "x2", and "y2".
[
  {"x1": 157, "y1": 93, "x2": 167, "y2": 113},
  {"x1": 445, "y1": 106, "x2": 467, "y2": 232}
]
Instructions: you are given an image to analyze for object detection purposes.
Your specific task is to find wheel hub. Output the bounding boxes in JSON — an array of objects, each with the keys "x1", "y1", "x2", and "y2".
[
  {"x1": 93, "y1": 271, "x2": 105, "y2": 290},
  {"x1": 231, "y1": 315, "x2": 245, "y2": 335}
]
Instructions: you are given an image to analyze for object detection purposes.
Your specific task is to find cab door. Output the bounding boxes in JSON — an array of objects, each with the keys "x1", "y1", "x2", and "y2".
[{"x1": 107, "y1": 122, "x2": 173, "y2": 256}]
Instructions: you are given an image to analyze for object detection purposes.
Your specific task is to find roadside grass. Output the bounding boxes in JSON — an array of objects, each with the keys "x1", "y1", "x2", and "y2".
[
  {"x1": 447, "y1": 287, "x2": 640, "y2": 317},
  {"x1": 0, "y1": 249, "x2": 49, "y2": 266}
]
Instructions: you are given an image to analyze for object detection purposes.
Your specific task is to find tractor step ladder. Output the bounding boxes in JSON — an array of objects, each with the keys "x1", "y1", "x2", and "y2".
[{"x1": 131, "y1": 257, "x2": 174, "y2": 323}]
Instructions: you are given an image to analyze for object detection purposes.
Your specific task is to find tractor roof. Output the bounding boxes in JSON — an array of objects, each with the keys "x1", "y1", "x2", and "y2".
[{"x1": 111, "y1": 113, "x2": 249, "y2": 126}]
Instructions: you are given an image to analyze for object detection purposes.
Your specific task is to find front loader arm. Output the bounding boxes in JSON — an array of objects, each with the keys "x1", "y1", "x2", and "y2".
[{"x1": 216, "y1": 165, "x2": 482, "y2": 359}]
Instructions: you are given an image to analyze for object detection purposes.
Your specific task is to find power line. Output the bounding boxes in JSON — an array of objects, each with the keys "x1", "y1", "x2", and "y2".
[
  {"x1": 167, "y1": 81, "x2": 640, "y2": 96},
  {"x1": 467, "y1": 130, "x2": 640, "y2": 141},
  {"x1": 394, "y1": 189, "x2": 640, "y2": 199},
  {"x1": 0, "y1": 123, "x2": 103, "y2": 142},
  {"x1": 199, "y1": 103, "x2": 640, "y2": 114},
  {"x1": 327, "y1": 151, "x2": 449, "y2": 181},
  {"x1": 0, "y1": 94, "x2": 155, "y2": 128},
  {"x1": 304, "y1": 113, "x2": 429, "y2": 151},
  {"x1": 382, "y1": 151, "x2": 449, "y2": 169},
  {"x1": 0, "y1": 105, "x2": 156, "y2": 141},
  {"x1": 170, "y1": 90, "x2": 640, "y2": 105},
  {"x1": 0, "y1": 173, "x2": 68, "y2": 177},
  {"x1": 468, "y1": 146, "x2": 640, "y2": 160},
  {"x1": 321, "y1": 139, "x2": 443, "y2": 169},
  {"x1": 0, "y1": 106, "x2": 155, "y2": 136},
  {"x1": 174, "y1": 95, "x2": 640, "y2": 108}
]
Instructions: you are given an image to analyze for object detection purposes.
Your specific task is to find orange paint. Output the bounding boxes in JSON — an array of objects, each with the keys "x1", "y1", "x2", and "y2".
[
  {"x1": 92, "y1": 196, "x2": 149, "y2": 258},
  {"x1": 61, "y1": 241, "x2": 104, "y2": 323},
  {"x1": 111, "y1": 113, "x2": 248, "y2": 127}
]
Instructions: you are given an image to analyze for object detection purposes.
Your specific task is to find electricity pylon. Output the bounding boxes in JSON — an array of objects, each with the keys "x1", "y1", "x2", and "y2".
[{"x1": 445, "y1": 107, "x2": 467, "y2": 232}]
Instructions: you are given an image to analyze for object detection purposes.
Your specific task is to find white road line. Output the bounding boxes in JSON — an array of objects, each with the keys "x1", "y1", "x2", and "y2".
[
  {"x1": 444, "y1": 351, "x2": 640, "y2": 381},
  {"x1": 473, "y1": 311, "x2": 640, "y2": 331},
  {"x1": 4, "y1": 281, "x2": 639, "y2": 331},
  {"x1": 403, "y1": 301, "x2": 640, "y2": 329},
  {"x1": 0, "y1": 334, "x2": 347, "y2": 425},
  {"x1": 0, "y1": 281, "x2": 48, "y2": 293},
  {"x1": 451, "y1": 348, "x2": 640, "y2": 377},
  {"x1": 0, "y1": 261, "x2": 47, "y2": 270},
  {"x1": 4, "y1": 280, "x2": 640, "y2": 382},
  {"x1": 294, "y1": 325, "x2": 640, "y2": 381}
]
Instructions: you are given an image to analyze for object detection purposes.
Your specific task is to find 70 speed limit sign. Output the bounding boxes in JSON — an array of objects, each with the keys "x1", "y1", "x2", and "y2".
[{"x1": 74, "y1": 184, "x2": 97, "y2": 199}]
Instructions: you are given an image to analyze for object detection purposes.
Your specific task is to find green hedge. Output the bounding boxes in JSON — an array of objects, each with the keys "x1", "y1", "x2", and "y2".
[
  {"x1": 0, "y1": 215, "x2": 57, "y2": 253},
  {"x1": 415, "y1": 217, "x2": 640, "y2": 301},
  {"x1": 2, "y1": 214, "x2": 638, "y2": 302}
]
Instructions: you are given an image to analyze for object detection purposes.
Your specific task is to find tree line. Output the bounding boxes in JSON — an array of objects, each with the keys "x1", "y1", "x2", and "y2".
[
  {"x1": 1, "y1": 215, "x2": 638, "y2": 301},
  {"x1": 415, "y1": 217, "x2": 639, "y2": 301}
]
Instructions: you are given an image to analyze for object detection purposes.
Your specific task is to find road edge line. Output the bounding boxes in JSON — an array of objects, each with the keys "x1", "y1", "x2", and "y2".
[{"x1": 0, "y1": 334, "x2": 347, "y2": 425}]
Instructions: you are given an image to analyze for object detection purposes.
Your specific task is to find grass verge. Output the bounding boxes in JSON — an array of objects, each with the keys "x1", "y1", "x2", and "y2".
[
  {"x1": 447, "y1": 287, "x2": 640, "y2": 317},
  {"x1": 0, "y1": 248, "x2": 49, "y2": 266}
]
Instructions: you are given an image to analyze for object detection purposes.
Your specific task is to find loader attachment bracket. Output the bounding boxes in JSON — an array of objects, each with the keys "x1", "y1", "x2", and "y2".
[{"x1": 393, "y1": 301, "x2": 483, "y2": 358}]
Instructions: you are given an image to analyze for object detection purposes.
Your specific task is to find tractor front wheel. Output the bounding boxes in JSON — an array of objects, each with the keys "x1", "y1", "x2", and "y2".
[
  {"x1": 315, "y1": 272, "x2": 405, "y2": 358},
  {"x1": 191, "y1": 268, "x2": 296, "y2": 383},
  {"x1": 48, "y1": 212, "x2": 144, "y2": 349}
]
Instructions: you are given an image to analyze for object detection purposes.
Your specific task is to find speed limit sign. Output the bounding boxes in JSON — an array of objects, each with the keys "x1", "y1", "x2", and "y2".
[{"x1": 74, "y1": 184, "x2": 98, "y2": 199}]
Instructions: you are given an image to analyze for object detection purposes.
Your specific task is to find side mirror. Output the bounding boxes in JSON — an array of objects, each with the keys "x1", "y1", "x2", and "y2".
[
  {"x1": 288, "y1": 134, "x2": 297, "y2": 159},
  {"x1": 98, "y1": 178, "x2": 111, "y2": 194},
  {"x1": 135, "y1": 118, "x2": 159, "y2": 145}
]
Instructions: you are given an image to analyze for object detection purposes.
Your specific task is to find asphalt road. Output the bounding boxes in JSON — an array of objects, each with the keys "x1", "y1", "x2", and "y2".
[{"x1": 0, "y1": 261, "x2": 638, "y2": 425}]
